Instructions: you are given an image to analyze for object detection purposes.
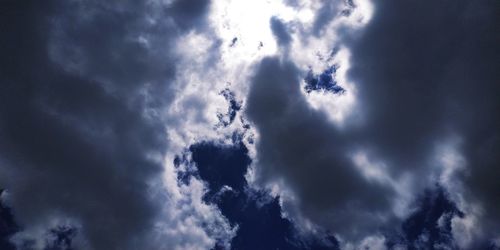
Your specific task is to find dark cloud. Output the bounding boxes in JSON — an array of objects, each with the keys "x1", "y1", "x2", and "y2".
[
  {"x1": 345, "y1": 0, "x2": 500, "y2": 240},
  {"x1": 245, "y1": 57, "x2": 396, "y2": 238},
  {"x1": 1, "y1": 0, "x2": 498, "y2": 248},
  {"x1": 44, "y1": 226, "x2": 77, "y2": 250},
  {"x1": 168, "y1": 0, "x2": 212, "y2": 30},
  {"x1": 270, "y1": 17, "x2": 292, "y2": 47},
  {"x1": 0, "y1": 0, "x2": 211, "y2": 249},
  {"x1": 244, "y1": 0, "x2": 500, "y2": 243}
]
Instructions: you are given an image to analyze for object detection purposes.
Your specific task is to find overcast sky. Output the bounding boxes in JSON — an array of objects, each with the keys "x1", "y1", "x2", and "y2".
[{"x1": 1, "y1": 0, "x2": 499, "y2": 249}]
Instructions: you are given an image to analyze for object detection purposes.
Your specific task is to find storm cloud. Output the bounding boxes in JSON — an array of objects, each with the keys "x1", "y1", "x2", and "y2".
[
  {"x1": 1, "y1": 0, "x2": 499, "y2": 249},
  {"x1": 347, "y1": 0, "x2": 500, "y2": 241},
  {"x1": 245, "y1": 0, "x2": 500, "y2": 246},
  {"x1": 246, "y1": 57, "x2": 397, "y2": 238},
  {"x1": 0, "y1": 0, "x2": 211, "y2": 249}
]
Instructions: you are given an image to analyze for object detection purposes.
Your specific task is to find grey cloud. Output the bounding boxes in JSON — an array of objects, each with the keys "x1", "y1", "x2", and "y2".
[
  {"x1": 346, "y1": 0, "x2": 500, "y2": 240},
  {"x1": 0, "y1": 0, "x2": 211, "y2": 249},
  {"x1": 168, "y1": 0, "x2": 212, "y2": 30},
  {"x1": 246, "y1": 57, "x2": 396, "y2": 238},
  {"x1": 246, "y1": 0, "x2": 500, "y2": 244},
  {"x1": 311, "y1": 0, "x2": 342, "y2": 36},
  {"x1": 270, "y1": 17, "x2": 292, "y2": 47}
]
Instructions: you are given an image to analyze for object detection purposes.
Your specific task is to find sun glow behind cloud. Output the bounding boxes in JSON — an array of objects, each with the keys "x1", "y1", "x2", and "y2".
[
  {"x1": 163, "y1": 2, "x2": 377, "y2": 246},
  {"x1": 205, "y1": 0, "x2": 374, "y2": 128},
  {"x1": 2, "y1": 0, "x2": 500, "y2": 249},
  {"x1": 210, "y1": 0, "x2": 315, "y2": 62},
  {"x1": 167, "y1": 0, "x2": 321, "y2": 151}
]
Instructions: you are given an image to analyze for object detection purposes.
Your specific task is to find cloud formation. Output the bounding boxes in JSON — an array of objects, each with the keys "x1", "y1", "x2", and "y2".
[
  {"x1": 1, "y1": 0, "x2": 498, "y2": 249},
  {"x1": 244, "y1": 0, "x2": 499, "y2": 247},
  {"x1": 0, "y1": 0, "x2": 223, "y2": 249},
  {"x1": 346, "y1": 0, "x2": 500, "y2": 244},
  {"x1": 246, "y1": 57, "x2": 398, "y2": 239}
]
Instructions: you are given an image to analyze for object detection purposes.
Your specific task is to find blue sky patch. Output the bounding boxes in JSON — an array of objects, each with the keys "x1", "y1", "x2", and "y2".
[{"x1": 304, "y1": 66, "x2": 345, "y2": 94}]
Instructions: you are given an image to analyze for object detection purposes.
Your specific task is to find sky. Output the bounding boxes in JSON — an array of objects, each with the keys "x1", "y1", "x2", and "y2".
[{"x1": 0, "y1": 0, "x2": 499, "y2": 249}]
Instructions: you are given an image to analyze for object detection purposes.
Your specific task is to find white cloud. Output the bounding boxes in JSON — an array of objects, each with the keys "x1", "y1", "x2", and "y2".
[
  {"x1": 451, "y1": 205, "x2": 483, "y2": 249},
  {"x1": 151, "y1": 153, "x2": 237, "y2": 250},
  {"x1": 341, "y1": 234, "x2": 387, "y2": 250}
]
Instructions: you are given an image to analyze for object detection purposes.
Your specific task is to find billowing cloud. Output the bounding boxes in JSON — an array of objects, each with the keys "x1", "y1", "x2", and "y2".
[
  {"x1": 346, "y1": 0, "x2": 499, "y2": 245},
  {"x1": 246, "y1": 57, "x2": 399, "y2": 239},
  {"x1": 0, "y1": 0, "x2": 228, "y2": 249},
  {"x1": 244, "y1": 0, "x2": 499, "y2": 247},
  {"x1": 1, "y1": 0, "x2": 498, "y2": 249}
]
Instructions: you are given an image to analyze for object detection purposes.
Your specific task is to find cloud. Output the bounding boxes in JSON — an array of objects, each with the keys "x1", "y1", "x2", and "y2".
[
  {"x1": 1, "y1": 0, "x2": 498, "y2": 249},
  {"x1": 244, "y1": 0, "x2": 500, "y2": 246},
  {"x1": 245, "y1": 57, "x2": 399, "y2": 239},
  {"x1": 270, "y1": 17, "x2": 292, "y2": 47},
  {"x1": 0, "y1": 0, "x2": 228, "y2": 249},
  {"x1": 343, "y1": 234, "x2": 387, "y2": 250},
  {"x1": 345, "y1": 0, "x2": 500, "y2": 243}
]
